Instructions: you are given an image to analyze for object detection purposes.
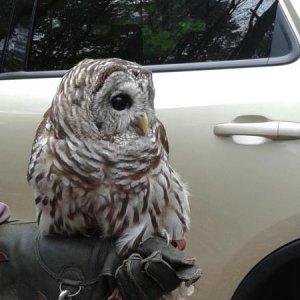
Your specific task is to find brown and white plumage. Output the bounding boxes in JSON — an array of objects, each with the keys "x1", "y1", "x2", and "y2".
[{"x1": 27, "y1": 58, "x2": 190, "y2": 262}]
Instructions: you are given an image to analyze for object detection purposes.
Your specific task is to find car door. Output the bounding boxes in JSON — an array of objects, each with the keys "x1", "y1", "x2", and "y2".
[
  {"x1": 1, "y1": 0, "x2": 300, "y2": 299},
  {"x1": 154, "y1": 1, "x2": 300, "y2": 299}
]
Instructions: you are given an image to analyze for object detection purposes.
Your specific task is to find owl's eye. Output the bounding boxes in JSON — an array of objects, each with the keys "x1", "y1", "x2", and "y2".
[{"x1": 111, "y1": 94, "x2": 132, "y2": 111}]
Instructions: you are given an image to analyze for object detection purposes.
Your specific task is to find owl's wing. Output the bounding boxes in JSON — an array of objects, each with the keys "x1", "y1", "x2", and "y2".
[
  {"x1": 27, "y1": 109, "x2": 51, "y2": 182},
  {"x1": 34, "y1": 108, "x2": 51, "y2": 142},
  {"x1": 156, "y1": 119, "x2": 169, "y2": 155}
]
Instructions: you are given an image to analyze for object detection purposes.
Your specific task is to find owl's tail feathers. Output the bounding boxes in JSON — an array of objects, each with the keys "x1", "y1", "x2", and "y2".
[{"x1": 117, "y1": 224, "x2": 147, "y2": 256}]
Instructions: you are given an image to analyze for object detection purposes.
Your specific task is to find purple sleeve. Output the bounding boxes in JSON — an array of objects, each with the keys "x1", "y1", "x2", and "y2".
[{"x1": 0, "y1": 202, "x2": 10, "y2": 224}]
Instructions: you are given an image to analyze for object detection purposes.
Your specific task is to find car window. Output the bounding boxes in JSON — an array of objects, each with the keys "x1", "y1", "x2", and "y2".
[
  {"x1": 0, "y1": 0, "x2": 14, "y2": 69},
  {"x1": 1, "y1": 0, "x2": 35, "y2": 72},
  {"x1": 27, "y1": 0, "x2": 278, "y2": 71}
]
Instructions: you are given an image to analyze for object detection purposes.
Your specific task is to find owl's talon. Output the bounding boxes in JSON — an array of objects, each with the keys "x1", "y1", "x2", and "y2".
[
  {"x1": 160, "y1": 229, "x2": 170, "y2": 244},
  {"x1": 118, "y1": 225, "x2": 147, "y2": 256}
]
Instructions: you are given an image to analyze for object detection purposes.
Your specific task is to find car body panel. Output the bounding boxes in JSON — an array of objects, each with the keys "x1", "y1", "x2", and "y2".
[{"x1": 1, "y1": 1, "x2": 300, "y2": 299}]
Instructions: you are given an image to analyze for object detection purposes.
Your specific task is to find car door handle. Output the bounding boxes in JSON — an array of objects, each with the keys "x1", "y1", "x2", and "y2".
[{"x1": 214, "y1": 121, "x2": 300, "y2": 140}]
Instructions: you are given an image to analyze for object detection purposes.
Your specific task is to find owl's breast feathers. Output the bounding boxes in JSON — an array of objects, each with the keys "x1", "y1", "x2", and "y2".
[{"x1": 28, "y1": 115, "x2": 189, "y2": 241}]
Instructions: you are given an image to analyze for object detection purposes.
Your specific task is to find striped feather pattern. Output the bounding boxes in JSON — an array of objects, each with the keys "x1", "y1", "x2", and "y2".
[{"x1": 27, "y1": 58, "x2": 190, "y2": 254}]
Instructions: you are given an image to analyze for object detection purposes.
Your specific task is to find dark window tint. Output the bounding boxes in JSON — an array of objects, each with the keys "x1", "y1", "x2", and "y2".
[
  {"x1": 0, "y1": 0, "x2": 14, "y2": 69},
  {"x1": 28, "y1": 0, "x2": 278, "y2": 71},
  {"x1": 1, "y1": 0, "x2": 35, "y2": 72}
]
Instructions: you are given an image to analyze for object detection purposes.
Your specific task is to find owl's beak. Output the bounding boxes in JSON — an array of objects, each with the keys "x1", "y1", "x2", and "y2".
[{"x1": 134, "y1": 114, "x2": 149, "y2": 135}]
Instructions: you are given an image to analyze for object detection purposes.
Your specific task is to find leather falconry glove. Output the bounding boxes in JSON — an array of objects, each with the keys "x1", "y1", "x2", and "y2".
[{"x1": 0, "y1": 221, "x2": 201, "y2": 300}]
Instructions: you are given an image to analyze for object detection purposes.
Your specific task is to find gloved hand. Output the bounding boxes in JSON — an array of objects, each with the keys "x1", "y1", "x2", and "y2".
[
  {"x1": 116, "y1": 237, "x2": 202, "y2": 300},
  {"x1": 0, "y1": 221, "x2": 201, "y2": 300}
]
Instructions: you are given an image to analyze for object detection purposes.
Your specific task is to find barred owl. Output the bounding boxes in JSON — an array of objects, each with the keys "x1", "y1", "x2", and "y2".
[{"x1": 27, "y1": 58, "x2": 190, "y2": 281}]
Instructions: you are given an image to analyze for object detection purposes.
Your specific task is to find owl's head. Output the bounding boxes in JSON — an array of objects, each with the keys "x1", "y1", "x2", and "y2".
[{"x1": 53, "y1": 58, "x2": 155, "y2": 139}]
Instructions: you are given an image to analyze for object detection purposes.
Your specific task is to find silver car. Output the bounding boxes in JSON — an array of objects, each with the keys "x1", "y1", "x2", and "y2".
[{"x1": 1, "y1": 0, "x2": 300, "y2": 299}]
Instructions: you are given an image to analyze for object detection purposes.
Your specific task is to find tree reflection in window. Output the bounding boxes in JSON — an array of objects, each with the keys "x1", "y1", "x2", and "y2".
[
  {"x1": 0, "y1": 0, "x2": 14, "y2": 69},
  {"x1": 28, "y1": 0, "x2": 278, "y2": 71}
]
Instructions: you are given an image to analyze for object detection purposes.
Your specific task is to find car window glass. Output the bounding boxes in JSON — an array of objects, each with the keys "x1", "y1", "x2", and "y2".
[
  {"x1": 1, "y1": 0, "x2": 35, "y2": 72},
  {"x1": 26, "y1": 0, "x2": 277, "y2": 71},
  {"x1": 0, "y1": 0, "x2": 14, "y2": 70}
]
